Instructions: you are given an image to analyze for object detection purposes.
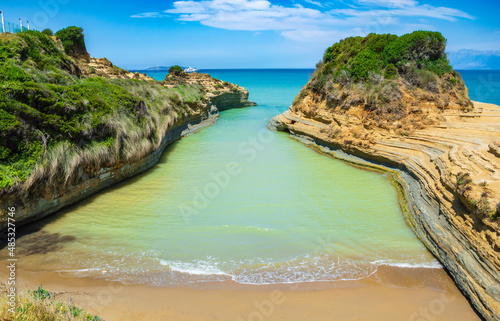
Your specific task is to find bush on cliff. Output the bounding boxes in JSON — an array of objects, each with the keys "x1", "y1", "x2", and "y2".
[
  {"x1": 321, "y1": 31, "x2": 449, "y2": 82},
  {"x1": 169, "y1": 65, "x2": 184, "y2": 76},
  {"x1": 0, "y1": 31, "x2": 205, "y2": 192},
  {"x1": 41, "y1": 28, "x2": 53, "y2": 36},
  {"x1": 299, "y1": 30, "x2": 472, "y2": 117},
  {"x1": 54, "y1": 26, "x2": 86, "y2": 57}
]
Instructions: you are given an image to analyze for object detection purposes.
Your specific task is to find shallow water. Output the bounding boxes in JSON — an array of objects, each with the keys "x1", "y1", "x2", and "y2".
[{"x1": 5, "y1": 69, "x2": 440, "y2": 286}]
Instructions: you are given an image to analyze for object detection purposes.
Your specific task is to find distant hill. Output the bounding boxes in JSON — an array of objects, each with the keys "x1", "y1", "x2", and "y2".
[
  {"x1": 448, "y1": 50, "x2": 500, "y2": 70},
  {"x1": 143, "y1": 66, "x2": 189, "y2": 71}
]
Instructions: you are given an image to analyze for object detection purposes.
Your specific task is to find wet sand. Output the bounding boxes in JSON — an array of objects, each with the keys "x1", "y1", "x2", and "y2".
[{"x1": 1, "y1": 264, "x2": 481, "y2": 321}]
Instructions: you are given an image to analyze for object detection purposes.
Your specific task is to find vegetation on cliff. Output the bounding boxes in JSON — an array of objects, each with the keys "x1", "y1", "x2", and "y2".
[
  {"x1": 0, "y1": 29, "x2": 206, "y2": 193},
  {"x1": 0, "y1": 286, "x2": 101, "y2": 320},
  {"x1": 168, "y1": 65, "x2": 184, "y2": 76},
  {"x1": 295, "y1": 31, "x2": 472, "y2": 127},
  {"x1": 54, "y1": 27, "x2": 87, "y2": 58}
]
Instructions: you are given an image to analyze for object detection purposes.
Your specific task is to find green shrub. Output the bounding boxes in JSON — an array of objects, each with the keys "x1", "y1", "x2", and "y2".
[
  {"x1": 384, "y1": 31, "x2": 446, "y2": 67},
  {"x1": 321, "y1": 31, "x2": 451, "y2": 83},
  {"x1": 168, "y1": 65, "x2": 184, "y2": 76},
  {"x1": 365, "y1": 33, "x2": 398, "y2": 53},
  {"x1": 54, "y1": 26, "x2": 86, "y2": 56},
  {"x1": 0, "y1": 146, "x2": 10, "y2": 160},
  {"x1": 350, "y1": 49, "x2": 381, "y2": 81},
  {"x1": 70, "y1": 306, "x2": 82, "y2": 317},
  {"x1": 41, "y1": 28, "x2": 53, "y2": 36},
  {"x1": 384, "y1": 63, "x2": 398, "y2": 79},
  {"x1": 30, "y1": 286, "x2": 51, "y2": 301},
  {"x1": 425, "y1": 56, "x2": 452, "y2": 76},
  {"x1": 215, "y1": 83, "x2": 223, "y2": 89},
  {"x1": 0, "y1": 108, "x2": 19, "y2": 130}
]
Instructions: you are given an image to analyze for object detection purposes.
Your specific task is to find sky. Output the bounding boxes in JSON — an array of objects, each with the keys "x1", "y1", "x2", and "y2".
[{"x1": 2, "y1": 0, "x2": 500, "y2": 69}]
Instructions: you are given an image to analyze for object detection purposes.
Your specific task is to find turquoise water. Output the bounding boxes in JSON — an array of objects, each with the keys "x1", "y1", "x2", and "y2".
[
  {"x1": 8, "y1": 69, "x2": 441, "y2": 286},
  {"x1": 458, "y1": 70, "x2": 500, "y2": 106}
]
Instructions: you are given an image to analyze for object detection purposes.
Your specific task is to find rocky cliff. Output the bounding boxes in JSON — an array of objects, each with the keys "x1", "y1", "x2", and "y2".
[
  {"x1": 163, "y1": 71, "x2": 257, "y2": 110},
  {"x1": 0, "y1": 29, "x2": 256, "y2": 232},
  {"x1": 269, "y1": 31, "x2": 500, "y2": 320}
]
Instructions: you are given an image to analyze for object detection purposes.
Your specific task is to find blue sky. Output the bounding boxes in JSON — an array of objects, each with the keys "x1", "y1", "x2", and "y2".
[{"x1": 3, "y1": 0, "x2": 500, "y2": 69}]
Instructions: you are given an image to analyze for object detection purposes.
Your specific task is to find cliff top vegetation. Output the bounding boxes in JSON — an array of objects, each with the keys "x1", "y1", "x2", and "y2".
[
  {"x1": 294, "y1": 31, "x2": 472, "y2": 124},
  {"x1": 0, "y1": 28, "x2": 205, "y2": 192}
]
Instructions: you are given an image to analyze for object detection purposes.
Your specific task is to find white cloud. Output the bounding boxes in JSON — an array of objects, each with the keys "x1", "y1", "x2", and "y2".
[
  {"x1": 357, "y1": 0, "x2": 418, "y2": 8},
  {"x1": 131, "y1": 12, "x2": 169, "y2": 18},
  {"x1": 331, "y1": 4, "x2": 473, "y2": 22},
  {"x1": 131, "y1": 0, "x2": 473, "y2": 42},
  {"x1": 304, "y1": 0, "x2": 325, "y2": 7}
]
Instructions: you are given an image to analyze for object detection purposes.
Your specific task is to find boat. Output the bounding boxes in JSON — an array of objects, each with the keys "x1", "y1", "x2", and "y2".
[{"x1": 184, "y1": 66, "x2": 198, "y2": 73}]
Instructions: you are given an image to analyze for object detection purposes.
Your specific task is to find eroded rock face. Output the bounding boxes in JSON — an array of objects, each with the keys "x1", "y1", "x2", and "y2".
[
  {"x1": 163, "y1": 72, "x2": 258, "y2": 109},
  {"x1": 269, "y1": 100, "x2": 500, "y2": 320},
  {"x1": 208, "y1": 90, "x2": 258, "y2": 111},
  {"x1": 78, "y1": 57, "x2": 154, "y2": 80}
]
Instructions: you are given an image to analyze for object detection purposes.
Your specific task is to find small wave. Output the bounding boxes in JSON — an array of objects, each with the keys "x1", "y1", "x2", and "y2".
[
  {"x1": 371, "y1": 259, "x2": 442, "y2": 269},
  {"x1": 160, "y1": 259, "x2": 228, "y2": 276},
  {"x1": 244, "y1": 226, "x2": 275, "y2": 231},
  {"x1": 54, "y1": 252, "x2": 442, "y2": 286}
]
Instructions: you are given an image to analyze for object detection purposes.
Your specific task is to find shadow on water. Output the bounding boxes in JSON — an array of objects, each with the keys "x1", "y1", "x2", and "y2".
[{"x1": 0, "y1": 139, "x2": 182, "y2": 254}]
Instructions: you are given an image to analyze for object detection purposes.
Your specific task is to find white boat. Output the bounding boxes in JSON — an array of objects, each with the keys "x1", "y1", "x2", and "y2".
[{"x1": 184, "y1": 66, "x2": 198, "y2": 73}]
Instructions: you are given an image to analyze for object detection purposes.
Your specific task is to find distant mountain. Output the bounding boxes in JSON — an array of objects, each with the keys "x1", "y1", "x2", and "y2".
[
  {"x1": 143, "y1": 66, "x2": 188, "y2": 71},
  {"x1": 448, "y1": 50, "x2": 500, "y2": 70}
]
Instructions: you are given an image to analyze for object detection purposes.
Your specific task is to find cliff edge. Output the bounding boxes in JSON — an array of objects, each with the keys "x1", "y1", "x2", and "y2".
[{"x1": 270, "y1": 31, "x2": 500, "y2": 320}]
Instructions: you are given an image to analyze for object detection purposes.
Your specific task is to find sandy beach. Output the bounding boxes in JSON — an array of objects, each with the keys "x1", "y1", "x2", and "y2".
[{"x1": 1, "y1": 264, "x2": 481, "y2": 321}]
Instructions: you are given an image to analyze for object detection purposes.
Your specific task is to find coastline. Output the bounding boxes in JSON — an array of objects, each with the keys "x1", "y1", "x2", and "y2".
[
  {"x1": 268, "y1": 101, "x2": 500, "y2": 321},
  {"x1": 0, "y1": 264, "x2": 480, "y2": 320}
]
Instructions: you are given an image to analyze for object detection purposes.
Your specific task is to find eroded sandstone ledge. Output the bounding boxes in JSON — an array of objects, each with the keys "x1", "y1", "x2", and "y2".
[{"x1": 269, "y1": 101, "x2": 500, "y2": 321}]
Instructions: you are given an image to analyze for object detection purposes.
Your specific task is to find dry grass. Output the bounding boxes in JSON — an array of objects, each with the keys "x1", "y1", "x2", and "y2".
[{"x1": 0, "y1": 287, "x2": 100, "y2": 321}]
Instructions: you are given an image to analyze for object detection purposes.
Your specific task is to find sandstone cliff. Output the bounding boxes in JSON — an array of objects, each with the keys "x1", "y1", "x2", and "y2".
[
  {"x1": 163, "y1": 72, "x2": 257, "y2": 110},
  {"x1": 270, "y1": 31, "x2": 500, "y2": 320}
]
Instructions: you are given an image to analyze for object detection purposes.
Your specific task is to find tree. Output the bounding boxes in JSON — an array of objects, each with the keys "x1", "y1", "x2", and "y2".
[
  {"x1": 384, "y1": 64, "x2": 398, "y2": 79},
  {"x1": 41, "y1": 28, "x2": 53, "y2": 36}
]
